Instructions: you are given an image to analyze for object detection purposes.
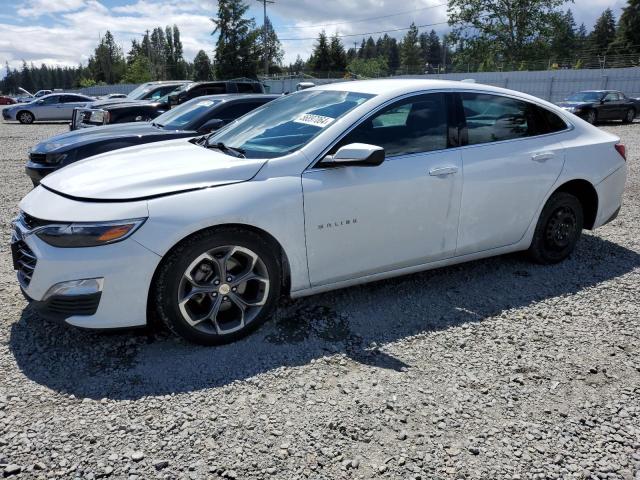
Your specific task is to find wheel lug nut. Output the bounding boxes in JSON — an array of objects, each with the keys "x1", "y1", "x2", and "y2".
[
  {"x1": 214, "y1": 280, "x2": 220, "y2": 285},
  {"x1": 232, "y1": 287, "x2": 237, "y2": 292},
  {"x1": 226, "y1": 276, "x2": 232, "y2": 282},
  {"x1": 223, "y1": 296, "x2": 228, "y2": 301}
]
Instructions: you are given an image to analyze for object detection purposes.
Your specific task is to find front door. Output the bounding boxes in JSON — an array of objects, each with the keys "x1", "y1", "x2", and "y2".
[{"x1": 302, "y1": 92, "x2": 463, "y2": 287}]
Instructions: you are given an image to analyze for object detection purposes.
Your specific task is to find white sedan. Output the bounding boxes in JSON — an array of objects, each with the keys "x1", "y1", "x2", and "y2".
[{"x1": 14, "y1": 80, "x2": 627, "y2": 345}]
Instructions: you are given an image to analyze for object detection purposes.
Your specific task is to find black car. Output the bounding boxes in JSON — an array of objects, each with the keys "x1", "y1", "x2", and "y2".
[
  {"x1": 556, "y1": 90, "x2": 638, "y2": 124},
  {"x1": 71, "y1": 80, "x2": 266, "y2": 130},
  {"x1": 26, "y1": 94, "x2": 279, "y2": 185}
]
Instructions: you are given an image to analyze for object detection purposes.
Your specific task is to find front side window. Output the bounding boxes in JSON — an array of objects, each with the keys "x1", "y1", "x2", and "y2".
[
  {"x1": 604, "y1": 92, "x2": 619, "y2": 102},
  {"x1": 333, "y1": 93, "x2": 448, "y2": 157},
  {"x1": 566, "y1": 92, "x2": 602, "y2": 103},
  {"x1": 37, "y1": 95, "x2": 59, "y2": 105},
  {"x1": 208, "y1": 90, "x2": 374, "y2": 158}
]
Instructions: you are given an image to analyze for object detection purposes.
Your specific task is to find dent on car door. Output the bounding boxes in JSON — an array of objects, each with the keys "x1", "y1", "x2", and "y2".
[
  {"x1": 455, "y1": 92, "x2": 566, "y2": 256},
  {"x1": 302, "y1": 92, "x2": 463, "y2": 287}
]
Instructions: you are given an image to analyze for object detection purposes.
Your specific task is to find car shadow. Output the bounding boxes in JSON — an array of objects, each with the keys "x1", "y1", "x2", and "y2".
[{"x1": 9, "y1": 233, "x2": 640, "y2": 400}]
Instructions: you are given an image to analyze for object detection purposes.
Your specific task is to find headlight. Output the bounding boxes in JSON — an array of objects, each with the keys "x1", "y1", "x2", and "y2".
[
  {"x1": 89, "y1": 110, "x2": 109, "y2": 123},
  {"x1": 563, "y1": 107, "x2": 576, "y2": 113},
  {"x1": 34, "y1": 218, "x2": 146, "y2": 248}
]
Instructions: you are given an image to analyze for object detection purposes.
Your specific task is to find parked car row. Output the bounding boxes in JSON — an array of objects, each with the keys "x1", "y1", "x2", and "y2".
[
  {"x1": 11, "y1": 79, "x2": 628, "y2": 347},
  {"x1": 1, "y1": 79, "x2": 266, "y2": 125},
  {"x1": 71, "y1": 79, "x2": 265, "y2": 129},
  {"x1": 26, "y1": 94, "x2": 279, "y2": 184}
]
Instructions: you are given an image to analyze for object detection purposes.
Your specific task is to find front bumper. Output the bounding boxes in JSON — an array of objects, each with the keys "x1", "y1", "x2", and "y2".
[
  {"x1": 2, "y1": 109, "x2": 13, "y2": 120},
  {"x1": 14, "y1": 229, "x2": 161, "y2": 329}
]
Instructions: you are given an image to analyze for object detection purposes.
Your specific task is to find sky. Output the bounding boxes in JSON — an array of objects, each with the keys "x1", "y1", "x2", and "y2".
[{"x1": 0, "y1": 0, "x2": 628, "y2": 73}]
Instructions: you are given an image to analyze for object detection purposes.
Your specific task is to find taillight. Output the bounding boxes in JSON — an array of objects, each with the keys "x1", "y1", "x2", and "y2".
[
  {"x1": 104, "y1": 111, "x2": 110, "y2": 124},
  {"x1": 615, "y1": 143, "x2": 626, "y2": 161}
]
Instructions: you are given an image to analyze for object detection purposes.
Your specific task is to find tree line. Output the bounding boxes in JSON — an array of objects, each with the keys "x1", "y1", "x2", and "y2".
[{"x1": 2, "y1": 0, "x2": 640, "y2": 93}]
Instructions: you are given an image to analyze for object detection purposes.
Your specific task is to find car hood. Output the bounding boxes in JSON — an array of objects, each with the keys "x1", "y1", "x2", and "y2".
[
  {"x1": 31, "y1": 123, "x2": 174, "y2": 153},
  {"x1": 87, "y1": 98, "x2": 150, "y2": 108},
  {"x1": 40, "y1": 139, "x2": 267, "y2": 201},
  {"x1": 557, "y1": 101, "x2": 593, "y2": 108}
]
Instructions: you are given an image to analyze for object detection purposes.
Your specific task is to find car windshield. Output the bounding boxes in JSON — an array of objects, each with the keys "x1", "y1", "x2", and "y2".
[
  {"x1": 207, "y1": 90, "x2": 374, "y2": 158},
  {"x1": 566, "y1": 92, "x2": 603, "y2": 102},
  {"x1": 154, "y1": 98, "x2": 222, "y2": 129}
]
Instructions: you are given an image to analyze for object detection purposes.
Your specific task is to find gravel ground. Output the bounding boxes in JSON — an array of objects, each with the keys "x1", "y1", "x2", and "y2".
[{"x1": 0, "y1": 114, "x2": 638, "y2": 480}]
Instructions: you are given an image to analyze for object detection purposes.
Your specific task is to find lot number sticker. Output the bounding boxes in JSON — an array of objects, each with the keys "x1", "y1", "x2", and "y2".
[{"x1": 294, "y1": 113, "x2": 334, "y2": 128}]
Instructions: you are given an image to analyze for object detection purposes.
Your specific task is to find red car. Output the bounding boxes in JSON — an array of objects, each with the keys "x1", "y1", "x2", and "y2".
[{"x1": 0, "y1": 95, "x2": 16, "y2": 105}]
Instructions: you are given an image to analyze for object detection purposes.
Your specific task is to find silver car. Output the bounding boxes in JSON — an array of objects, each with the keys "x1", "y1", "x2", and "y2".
[{"x1": 2, "y1": 93, "x2": 95, "y2": 124}]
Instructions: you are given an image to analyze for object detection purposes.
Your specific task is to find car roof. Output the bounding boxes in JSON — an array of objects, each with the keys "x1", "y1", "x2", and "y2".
[
  {"x1": 184, "y1": 93, "x2": 280, "y2": 103},
  {"x1": 313, "y1": 79, "x2": 561, "y2": 109}
]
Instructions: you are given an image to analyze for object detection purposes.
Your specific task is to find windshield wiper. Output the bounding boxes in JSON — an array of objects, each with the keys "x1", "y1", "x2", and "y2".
[
  {"x1": 207, "y1": 141, "x2": 246, "y2": 158},
  {"x1": 151, "y1": 121, "x2": 164, "y2": 128}
]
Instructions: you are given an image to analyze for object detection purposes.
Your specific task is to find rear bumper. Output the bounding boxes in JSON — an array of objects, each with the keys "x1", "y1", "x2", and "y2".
[{"x1": 594, "y1": 164, "x2": 627, "y2": 229}]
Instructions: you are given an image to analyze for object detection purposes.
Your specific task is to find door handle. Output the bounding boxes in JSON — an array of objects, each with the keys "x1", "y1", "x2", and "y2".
[
  {"x1": 429, "y1": 166, "x2": 458, "y2": 176},
  {"x1": 531, "y1": 152, "x2": 555, "y2": 163}
]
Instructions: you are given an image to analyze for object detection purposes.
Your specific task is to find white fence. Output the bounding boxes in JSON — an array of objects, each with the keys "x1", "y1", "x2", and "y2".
[
  {"x1": 72, "y1": 67, "x2": 640, "y2": 102},
  {"x1": 263, "y1": 67, "x2": 640, "y2": 101}
]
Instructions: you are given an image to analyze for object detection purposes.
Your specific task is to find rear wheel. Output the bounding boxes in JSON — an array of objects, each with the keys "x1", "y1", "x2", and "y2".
[
  {"x1": 528, "y1": 192, "x2": 584, "y2": 265},
  {"x1": 585, "y1": 110, "x2": 597, "y2": 125},
  {"x1": 153, "y1": 228, "x2": 281, "y2": 345},
  {"x1": 623, "y1": 108, "x2": 635, "y2": 124},
  {"x1": 17, "y1": 111, "x2": 34, "y2": 124}
]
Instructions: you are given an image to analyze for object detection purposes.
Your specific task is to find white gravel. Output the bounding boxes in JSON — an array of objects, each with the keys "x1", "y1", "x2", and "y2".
[{"x1": 0, "y1": 114, "x2": 638, "y2": 479}]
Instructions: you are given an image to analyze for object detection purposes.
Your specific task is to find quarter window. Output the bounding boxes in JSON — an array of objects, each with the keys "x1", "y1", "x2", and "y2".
[
  {"x1": 334, "y1": 93, "x2": 448, "y2": 157},
  {"x1": 461, "y1": 93, "x2": 566, "y2": 145}
]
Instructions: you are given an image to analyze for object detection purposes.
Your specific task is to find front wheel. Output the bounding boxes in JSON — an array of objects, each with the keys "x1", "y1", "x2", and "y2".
[
  {"x1": 18, "y1": 111, "x2": 34, "y2": 124},
  {"x1": 623, "y1": 108, "x2": 635, "y2": 124},
  {"x1": 585, "y1": 110, "x2": 597, "y2": 125},
  {"x1": 153, "y1": 228, "x2": 281, "y2": 345},
  {"x1": 528, "y1": 192, "x2": 584, "y2": 265}
]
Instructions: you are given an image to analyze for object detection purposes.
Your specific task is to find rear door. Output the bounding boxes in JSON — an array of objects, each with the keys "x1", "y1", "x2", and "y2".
[{"x1": 456, "y1": 92, "x2": 567, "y2": 256}]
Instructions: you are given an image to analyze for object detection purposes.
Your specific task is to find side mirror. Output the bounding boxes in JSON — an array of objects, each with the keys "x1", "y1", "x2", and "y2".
[
  {"x1": 322, "y1": 143, "x2": 385, "y2": 167},
  {"x1": 36, "y1": 100, "x2": 44, "y2": 105},
  {"x1": 198, "y1": 118, "x2": 225, "y2": 133},
  {"x1": 168, "y1": 94, "x2": 179, "y2": 106}
]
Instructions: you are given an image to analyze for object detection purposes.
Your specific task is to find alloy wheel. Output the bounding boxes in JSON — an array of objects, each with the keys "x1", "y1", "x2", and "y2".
[
  {"x1": 587, "y1": 111, "x2": 596, "y2": 124},
  {"x1": 177, "y1": 245, "x2": 270, "y2": 335}
]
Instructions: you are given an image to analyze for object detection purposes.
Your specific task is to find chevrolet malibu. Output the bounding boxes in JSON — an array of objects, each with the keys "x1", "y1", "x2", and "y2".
[{"x1": 13, "y1": 80, "x2": 627, "y2": 345}]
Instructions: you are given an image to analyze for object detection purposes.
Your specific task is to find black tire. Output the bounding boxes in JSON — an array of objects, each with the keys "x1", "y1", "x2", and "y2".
[
  {"x1": 152, "y1": 228, "x2": 281, "y2": 345},
  {"x1": 622, "y1": 108, "x2": 635, "y2": 124},
  {"x1": 585, "y1": 110, "x2": 597, "y2": 125},
  {"x1": 17, "y1": 111, "x2": 34, "y2": 124},
  {"x1": 528, "y1": 192, "x2": 584, "y2": 265}
]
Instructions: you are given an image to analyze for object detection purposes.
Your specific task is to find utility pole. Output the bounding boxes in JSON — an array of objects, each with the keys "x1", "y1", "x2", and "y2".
[{"x1": 256, "y1": 0, "x2": 275, "y2": 76}]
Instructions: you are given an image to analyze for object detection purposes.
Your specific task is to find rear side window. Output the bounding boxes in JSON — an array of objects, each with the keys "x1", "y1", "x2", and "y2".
[
  {"x1": 216, "y1": 102, "x2": 265, "y2": 120},
  {"x1": 461, "y1": 93, "x2": 565, "y2": 145},
  {"x1": 204, "y1": 84, "x2": 227, "y2": 95},
  {"x1": 535, "y1": 106, "x2": 568, "y2": 134},
  {"x1": 334, "y1": 93, "x2": 448, "y2": 157},
  {"x1": 237, "y1": 83, "x2": 258, "y2": 93}
]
